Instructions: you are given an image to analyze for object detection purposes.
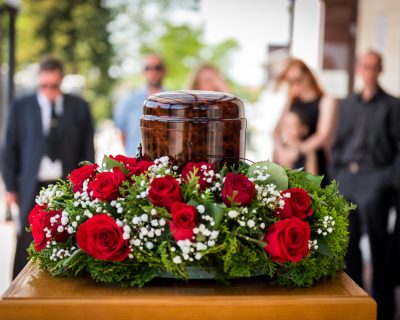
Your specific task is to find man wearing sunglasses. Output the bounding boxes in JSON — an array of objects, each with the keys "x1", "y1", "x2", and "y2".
[
  {"x1": 113, "y1": 53, "x2": 166, "y2": 156},
  {"x1": 3, "y1": 57, "x2": 95, "y2": 278}
]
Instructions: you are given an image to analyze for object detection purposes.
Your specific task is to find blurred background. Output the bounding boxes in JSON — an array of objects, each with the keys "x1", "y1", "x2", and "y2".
[{"x1": 0, "y1": 0, "x2": 399, "y2": 301}]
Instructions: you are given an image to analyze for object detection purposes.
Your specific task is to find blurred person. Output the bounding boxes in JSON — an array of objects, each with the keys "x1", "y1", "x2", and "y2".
[
  {"x1": 276, "y1": 109, "x2": 318, "y2": 175},
  {"x1": 331, "y1": 50, "x2": 400, "y2": 320},
  {"x1": 273, "y1": 58, "x2": 337, "y2": 183},
  {"x1": 188, "y1": 64, "x2": 229, "y2": 92},
  {"x1": 113, "y1": 53, "x2": 166, "y2": 156},
  {"x1": 3, "y1": 57, "x2": 95, "y2": 278}
]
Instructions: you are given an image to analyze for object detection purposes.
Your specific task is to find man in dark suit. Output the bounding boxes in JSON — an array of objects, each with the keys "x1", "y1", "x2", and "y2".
[
  {"x1": 331, "y1": 50, "x2": 400, "y2": 320},
  {"x1": 3, "y1": 57, "x2": 95, "y2": 278}
]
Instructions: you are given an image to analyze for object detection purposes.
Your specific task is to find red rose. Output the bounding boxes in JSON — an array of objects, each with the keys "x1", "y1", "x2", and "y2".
[
  {"x1": 148, "y1": 175, "x2": 182, "y2": 210},
  {"x1": 88, "y1": 167, "x2": 125, "y2": 201},
  {"x1": 111, "y1": 155, "x2": 153, "y2": 176},
  {"x1": 263, "y1": 218, "x2": 311, "y2": 263},
  {"x1": 221, "y1": 173, "x2": 256, "y2": 206},
  {"x1": 28, "y1": 204, "x2": 69, "y2": 252},
  {"x1": 76, "y1": 214, "x2": 130, "y2": 262},
  {"x1": 277, "y1": 188, "x2": 313, "y2": 220},
  {"x1": 181, "y1": 162, "x2": 215, "y2": 190},
  {"x1": 168, "y1": 202, "x2": 197, "y2": 241},
  {"x1": 68, "y1": 163, "x2": 98, "y2": 193}
]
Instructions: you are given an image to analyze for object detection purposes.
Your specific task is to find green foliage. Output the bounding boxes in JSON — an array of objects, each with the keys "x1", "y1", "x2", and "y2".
[
  {"x1": 103, "y1": 155, "x2": 129, "y2": 175},
  {"x1": 16, "y1": 0, "x2": 259, "y2": 122},
  {"x1": 17, "y1": 0, "x2": 115, "y2": 122},
  {"x1": 248, "y1": 161, "x2": 289, "y2": 190},
  {"x1": 286, "y1": 168, "x2": 324, "y2": 193}
]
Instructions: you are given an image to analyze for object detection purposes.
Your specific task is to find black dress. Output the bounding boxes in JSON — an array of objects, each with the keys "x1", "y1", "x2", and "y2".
[{"x1": 290, "y1": 96, "x2": 327, "y2": 181}]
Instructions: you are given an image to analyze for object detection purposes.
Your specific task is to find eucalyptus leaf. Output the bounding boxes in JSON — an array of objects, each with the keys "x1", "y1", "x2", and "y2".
[
  {"x1": 62, "y1": 248, "x2": 83, "y2": 267},
  {"x1": 204, "y1": 202, "x2": 225, "y2": 228},
  {"x1": 103, "y1": 155, "x2": 129, "y2": 176},
  {"x1": 247, "y1": 161, "x2": 288, "y2": 191},
  {"x1": 187, "y1": 199, "x2": 199, "y2": 207},
  {"x1": 316, "y1": 238, "x2": 333, "y2": 257},
  {"x1": 78, "y1": 160, "x2": 93, "y2": 167}
]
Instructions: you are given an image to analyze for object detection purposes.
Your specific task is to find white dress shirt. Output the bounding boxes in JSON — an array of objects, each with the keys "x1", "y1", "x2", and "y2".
[{"x1": 37, "y1": 93, "x2": 64, "y2": 182}]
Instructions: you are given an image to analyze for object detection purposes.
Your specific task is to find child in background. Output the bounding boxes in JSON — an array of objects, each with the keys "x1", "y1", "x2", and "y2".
[{"x1": 275, "y1": 109, "x2": 318, "y2": 175}]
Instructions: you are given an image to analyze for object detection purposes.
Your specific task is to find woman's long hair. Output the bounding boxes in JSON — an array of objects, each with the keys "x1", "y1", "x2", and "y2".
[
  {"x1": 187, "y1": 64, "x2": 223, "y2": 90},
  {"x1": 276, "y1": 58, "x2": 324, "y2": 102}
]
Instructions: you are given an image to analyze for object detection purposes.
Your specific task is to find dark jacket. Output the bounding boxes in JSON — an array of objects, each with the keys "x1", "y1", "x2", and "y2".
[
  {"x1": 2, "y1": 93, "x2": 95, "y2": 227},
  {"x1": 331, "y1": 88, "x2": 400, "y2": 188}
]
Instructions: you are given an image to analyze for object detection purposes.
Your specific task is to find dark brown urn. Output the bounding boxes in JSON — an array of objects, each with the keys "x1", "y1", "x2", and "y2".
[{"x1": 140, "y1": 90, "x2": 246, "y2": 169}]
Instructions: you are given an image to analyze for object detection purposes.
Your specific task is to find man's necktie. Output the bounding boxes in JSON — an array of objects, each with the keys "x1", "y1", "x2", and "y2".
[{"x1": 46, "y1": 102, "x2": 61, "y2": 161}]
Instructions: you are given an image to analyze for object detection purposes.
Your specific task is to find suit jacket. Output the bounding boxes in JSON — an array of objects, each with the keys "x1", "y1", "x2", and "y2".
[
  {"x1": 331, "y1": 88, "x2": 400, "y2": 188},
  {"x1": 3, "y1": 93, "x2": 95, "y2": 228}
]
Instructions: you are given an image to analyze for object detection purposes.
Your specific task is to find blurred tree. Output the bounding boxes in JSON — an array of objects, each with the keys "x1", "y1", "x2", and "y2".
[
  {"x1": 16, "y1": 0, "x2": 256, "y2": 124},
  {"x1": 142, "y1": 23, "x2": 232, "y2": 90},
  {"x1": 104, "y1": 0, "x2": 251, "y2": 99},
  {"x1": 17, "y1": 0, "x2": 114, "y2": 121}
]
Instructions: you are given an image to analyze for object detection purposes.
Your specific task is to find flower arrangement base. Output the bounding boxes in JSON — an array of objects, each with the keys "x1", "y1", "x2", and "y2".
[
  {"x1": 0, "y1": 261, "x2": 376, "y2": 320},
  {"x1": 158, "y1": 267, "x2": 267, "y2": 280},
  {"x1": 158, "y1": 267, "x2": 217, "y2": 279}
]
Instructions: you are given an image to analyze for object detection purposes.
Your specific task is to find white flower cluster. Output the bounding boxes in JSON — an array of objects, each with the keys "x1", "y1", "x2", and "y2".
[
  {"x1": 255, "y1": 183, "x2": 284, "y2": 210},
  {"x1": 148, "y1": 156, "x2": 173, "y2": 178},
  {"x1": 55, "y1": 210, "x2": 77, "y2": 235},
  {"x1": 317, "y1": 215, "x2": 335, "y2": 236},
  {"x1": 198, "y1": 166, "x2": 222, "y2": 192},
  {"x1": 36, "y1": 184, "x2": 64, "y2": 206},
  {"x1": 308, "y1": 239, "x2": 318, "y2": 250},
  {"x1": 73, "y1": 179, "x2": 99, "y2": 209},
  {"x1": 49, "y1": 246, "x2": 77, "y2": 261},
  {"x1": 110, "y1": 199, "x2": 125, "y2": 214},
  {"x1": 227, "y1": 207, "x2": 263, "y2": 230},
  {"x1": 172, "y1": 226, "x2": 219, "y2": 264},
  {"x1": 249, "y1": 165, "x2": 271, "y2": 182},
  {"x1": 172, "y1": 207, "x2": 219, "y2": 264},
  {"x1": 134, "y1": 180, "x2": 150, "y2": 200},
  {"x1": 126, "y1": 209, "x2": 166, "y2": 252}
]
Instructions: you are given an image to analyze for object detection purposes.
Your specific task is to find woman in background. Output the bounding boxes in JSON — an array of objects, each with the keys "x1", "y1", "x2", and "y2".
[
  {"x1": 188, "y1": 64, "x2": 229, "y2": 92},
  {"x1": 273, "y1": 58, "x2": 337, "y2": 182}
]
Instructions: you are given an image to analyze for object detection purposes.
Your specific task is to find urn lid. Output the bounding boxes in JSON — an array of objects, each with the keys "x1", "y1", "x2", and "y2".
[{"x1": 142, "y1": 90, "x2": 244, "y2": 120}]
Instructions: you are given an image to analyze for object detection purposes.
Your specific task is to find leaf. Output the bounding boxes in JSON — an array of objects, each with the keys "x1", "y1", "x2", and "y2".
[
  {"x1": 247, "y1": 161, "x2": 288, "y2": 191},
  {"x1": 187, "y1": 199, "x2": 199, "y2": 206},
  {"x1": 204, "y1": 202, "x2": 225, "y2": 228},
  {"x1": 287, "y1": 169, "x2": 323, "y2": 191},
  {"x1": 103, "y1": 155, "x2": 129, "y2": 176},
  {"x1": 316, "y1": 238, "x2": 333, "y2": 257},
  {"x1": 62, "y1": 249, "x2": 83, "y2": 268},
  {"x1": 78, "y1": 160, "x2": 93, "y2": 167},
  {"x1": 237, "y1": 234, "x2": 267, "y2": 249}
]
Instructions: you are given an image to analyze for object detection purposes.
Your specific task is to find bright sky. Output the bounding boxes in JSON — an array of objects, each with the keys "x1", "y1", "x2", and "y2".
[{"x1": 200, "y1": 0, "x2": 290, "y2": 87}]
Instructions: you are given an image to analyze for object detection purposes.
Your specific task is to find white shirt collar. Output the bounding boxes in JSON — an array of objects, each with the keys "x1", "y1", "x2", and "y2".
[{"x1": 37, "y1": 92, "x2": 64, "y2": 114}]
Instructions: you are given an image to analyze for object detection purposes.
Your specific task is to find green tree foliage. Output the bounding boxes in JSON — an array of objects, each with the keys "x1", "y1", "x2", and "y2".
[
  {"x1": 17, "y1": 0, "x2": 114, "y2": 121},
  {"x1": 141, "y1": 23, "x2": 239, "y2": 90},
  {"x1": 104, "y1": 0, "x2": 242, "y2": 94},
  {"x1": 16, "y1": 0, "x2": 255, "y2": 122}
]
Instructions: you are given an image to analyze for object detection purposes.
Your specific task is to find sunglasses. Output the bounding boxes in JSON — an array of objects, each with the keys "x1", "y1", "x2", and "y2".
[
  {"x1": 39, "y1": 83, "x2": 60, "y2": 90},
  {"x1": 144, "y1": 64, "x2": 164, "y2": 72}
]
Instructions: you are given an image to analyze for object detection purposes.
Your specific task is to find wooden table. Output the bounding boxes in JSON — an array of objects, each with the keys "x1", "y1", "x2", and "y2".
[{"x1": 0, "y1": 261, "x2": 376, "y2": 320}]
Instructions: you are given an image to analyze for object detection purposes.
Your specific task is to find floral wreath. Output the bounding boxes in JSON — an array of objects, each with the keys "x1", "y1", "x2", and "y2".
[{"x1": 28, "y1": 155, "x2": 354, "y2": 287}]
